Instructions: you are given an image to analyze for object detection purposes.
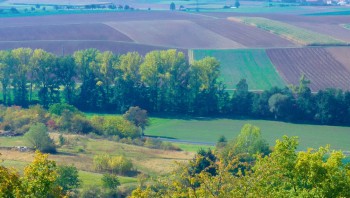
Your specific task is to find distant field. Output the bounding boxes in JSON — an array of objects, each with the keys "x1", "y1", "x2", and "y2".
[
  {"x1": 193, "y1": 19, "x2": 295, "y2": 48},
  {"x1": 267, "y1": 47, "x2": 350, "y2": 91},
  {"x1": 145, "y1": 117, "x2": 350, "y2": 151},
  {"x1": 229, "y1": 17, "x2": 346, "y2": 46},
  {"x1": 105, "y1": 20, "x2": 244, "y2": 49},
  {"x1": 0, "y1": 23, "x2": 132, "y2": 42},
  {"x1": 191, "y1": 49, "x2": 286, "y2": 90}
]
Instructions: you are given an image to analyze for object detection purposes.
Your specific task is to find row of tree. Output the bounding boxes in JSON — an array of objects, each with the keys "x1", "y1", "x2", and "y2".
[{"x1": 1, "y1": 48, "x2": 350, "y2": 125}]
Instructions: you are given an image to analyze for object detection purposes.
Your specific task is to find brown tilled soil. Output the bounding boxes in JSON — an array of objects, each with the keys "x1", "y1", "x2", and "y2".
[
  {"x1": 193, "y1": 18, "x2": 296, "y2": 48},
  {"x1": 105, "y1": 20, "x2": 245, "y2": 49},
  {"x1": 0, "y1": 40, "x2": 186, "y2": 56},
  {"x1": 0, "y1": 23, "x2": 133, "y2": 42},
  {"x1": 267, "y1": 47, "x2": 350, "y2": 91},
  {"x1": 326, "y1": 47, "x2": 350, "y2": 72},
  {"x1": 0, "y1": 11, "x2": 210, "y2": 28}
]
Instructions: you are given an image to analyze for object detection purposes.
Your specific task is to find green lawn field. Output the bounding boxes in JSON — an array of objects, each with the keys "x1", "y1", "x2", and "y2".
[
  {"x1": 145, "y1": 117, "x2": 350, "y2": 151},
  {"x1": 191, "y1": 49, "x2": 286, "y2": 90}
]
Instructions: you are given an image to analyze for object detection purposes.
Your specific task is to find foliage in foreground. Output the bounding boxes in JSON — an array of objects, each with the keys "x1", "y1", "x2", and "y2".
[
  {"x1": 131, "y1": 127, "x2": 350, "y2": 197},
  {"x1": 0, "y1": 151, "x2": 66, "y2": 197}
]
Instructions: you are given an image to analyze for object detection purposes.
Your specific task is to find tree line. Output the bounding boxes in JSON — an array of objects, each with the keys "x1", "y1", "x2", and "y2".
[{"x1": 1, "y1": 48, "x2": 350, "y2": 125}]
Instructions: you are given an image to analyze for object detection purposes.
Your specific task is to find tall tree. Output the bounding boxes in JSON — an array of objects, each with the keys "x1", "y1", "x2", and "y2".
[
  {"x1": 31, "y1": 49, "x2": 60, "y2": 107},
  {"x1": 0, "y1": 50, "x2": 13, "y2": 105},
  {"x1": 117, "y1": 52, "x2": 143, "y2": 111},
  {"x1": 11, "y1": 48, "x2": 33, "y2": 107},
  {"x1": 73, "y1": 48, "x2": 101, "y2": 110},
  {"x1": 190, "y1": 57, "x2": 220, "y2": 115},
  {"x1": 56, "y1": 55, "x2": 76, "y2": 104},
  {"x1": 231, "y1": 79, "x2": 253, "y2": 116}
]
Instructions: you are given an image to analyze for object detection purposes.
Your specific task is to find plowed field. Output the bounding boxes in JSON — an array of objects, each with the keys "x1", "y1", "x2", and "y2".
[
  {"x1": 0, "y1": 23, "x2": 132, "y2": 42},
  {"x1": 193, "y1": 19, "x2": 296, "y2": 48},
  {"x1": 105, "y1": 20, "x2": 244, "y2": 49},
  {"x1": 326, "y1": 47, "x2": 350, "y2": 72},
  {"x1": 267, "y1": 48, "x2": 350, "y2": 91}
]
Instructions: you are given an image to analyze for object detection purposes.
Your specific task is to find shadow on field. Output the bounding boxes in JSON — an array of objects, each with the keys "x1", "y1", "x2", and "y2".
[
  {"x1": 144, "y1": 135, "x2": 177, "y2": 139},
  {"x1": 53, "y1": 151, "x2": 78, "y2": 157}
]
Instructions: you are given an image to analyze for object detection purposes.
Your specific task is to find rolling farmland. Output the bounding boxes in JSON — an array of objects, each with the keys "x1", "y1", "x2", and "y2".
[
  {"x1": 191, "y1": 49, "x2": 286, "y2": 90},
  {"x1": 267, "y1": 47, "x2": 350, "y2": 91},
  {"x1": 105, "y1": 20, "x2": 244, "y2": 49},
  {"x1": 229, "y1": 17, "x2": 347, "y2": 46},
  {"x1": 193, "y1": 19, "x2": 296, "y2": 48},
  {"x1": 0, "y1": 23, "x2": 132, "y2": 41}
]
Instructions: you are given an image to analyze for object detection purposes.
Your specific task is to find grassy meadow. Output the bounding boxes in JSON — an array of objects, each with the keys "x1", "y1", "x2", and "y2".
[
  {"x1": 230, "y1": 17, "x2": 346, "y2": 46},
  {"x1": 146, "y1": 117, "x2": 350, "y2": 151},
  {"x1": 192, "y1": 49, "x2": 286, "y2": 90},
  {"x1": 0, "y1": 132, "x2": 194, "y2": 189}
]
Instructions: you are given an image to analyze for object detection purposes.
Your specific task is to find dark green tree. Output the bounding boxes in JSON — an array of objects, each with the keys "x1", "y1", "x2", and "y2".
[
  {"x1": 170, "y1": 2, "x2": 176, "y2": 10},
  {"x1": 24, "y1": 123, "x2": 56, "y2": 153}
]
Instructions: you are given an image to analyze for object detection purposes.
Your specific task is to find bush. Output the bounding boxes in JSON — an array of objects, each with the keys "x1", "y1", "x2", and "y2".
[
  {"x1": 80, "y1": 186, "x2": 102, "y2": 198},
  {"x1": 56, "y1": 165, "x2": 81, "y2": 193},
  {"x1": 93, "y1": 154, "x2": 133, "y2": 175},
  {"x1": 24, "y1": 123, "x2": 56, "y2": 153},
  {"x1": 70, "y1": 114, "x2": 93, "y2": 134},
  {"x1": 102, "y1": 174, "x2": 120, "y2": 190},
  {"x1": 49, "y1": 103, "x2": 79, "y2": 116},
  {"x1": 90, "y1": 116, "x2": 140, "y2": 138}
]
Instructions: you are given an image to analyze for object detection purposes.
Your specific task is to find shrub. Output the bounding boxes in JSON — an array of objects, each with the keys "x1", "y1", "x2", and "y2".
[
  {"x1": 70, "y1": 114, "x2": 93, "y2": 134},
  {"x1": 24, "y1": 123, "x2": 56, "y2": 153},
  {"x1": 93, "y1": 154, "x2": 133, "y2": 175},
  {"x1": 48, "y1": 103, "x2": 79, "y2": 116},
  {"x1": 56, "y1": 165, "x2": 81, "y2": 193},
  {"x1": 102, "y1": 174, "x2": 120, "y2": 190},
  {"x1": 90, "y1": 116, "x2": 140, "y2": 138}
]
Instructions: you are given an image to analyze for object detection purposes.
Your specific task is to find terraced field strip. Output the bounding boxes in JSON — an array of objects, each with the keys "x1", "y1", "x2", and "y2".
[
  {"x1": 267, "y1": 47, "x2": 350, "y2": 91},
  {"x1": 191, "y1": 49, "x2": 286, "y2": 90},
  {"x1": 229, "y1": 17, "x2": 347, "y2": 46},
  {"x1": 192, "y1": 19, "x2": 296, "y2": 48}
]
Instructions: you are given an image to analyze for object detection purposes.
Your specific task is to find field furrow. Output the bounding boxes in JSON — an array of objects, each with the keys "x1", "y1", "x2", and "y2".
[
  {"x1": 267, "y1": 48, "x2": 350, "y2": 91},
  {"x1": 192, "y1": 18, "x2": 296, "y2": 48},
  {"x1": 105, "y1": 20, "x2": 245, "y2": 49},
  {"x1": 0, "y1": 23, "x2": 133, "y2": 42}
]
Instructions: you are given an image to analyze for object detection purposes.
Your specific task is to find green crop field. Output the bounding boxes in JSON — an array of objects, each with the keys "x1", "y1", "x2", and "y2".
[
  {"x1": 145, "y1": 117, "x2": 350, "y2": 151},
  {"x1": 191, "y1": 49, "x2": 286, "y2": 90},
  {"x1": 230, "y1": 17, "x2": 346, "y2": 46}
]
